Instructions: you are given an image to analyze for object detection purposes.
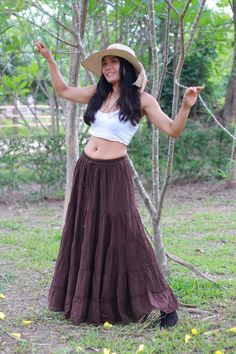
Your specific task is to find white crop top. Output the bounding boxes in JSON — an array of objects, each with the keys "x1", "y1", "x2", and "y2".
[{"x1": 89, "y1": 110, "x2": 139, "y2": 146}]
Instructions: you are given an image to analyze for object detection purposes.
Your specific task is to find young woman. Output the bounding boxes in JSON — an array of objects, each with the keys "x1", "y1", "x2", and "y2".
[{"x1": 36, "y1": 42, "x2": 203, "y2": 328}]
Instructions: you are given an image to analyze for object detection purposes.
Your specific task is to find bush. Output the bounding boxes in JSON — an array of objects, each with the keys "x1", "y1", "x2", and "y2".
[
  {"x1": 0, "y1": 134, "x2": 66, "y2": 201},
  {"x1": 129, "y1": 120, "x2": 233, "y2": 182},
  {"x1": 0, "y1": 123, "x2": 233, "y2": 202}
]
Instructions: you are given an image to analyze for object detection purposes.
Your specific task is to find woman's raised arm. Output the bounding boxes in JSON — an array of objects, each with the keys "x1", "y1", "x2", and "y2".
[
  {"x1": 141, "y1": 86, "x2": 204, "y2": 138},
  {"x1": 35, "y1": 41, "x2": 96, "y2": 104}
]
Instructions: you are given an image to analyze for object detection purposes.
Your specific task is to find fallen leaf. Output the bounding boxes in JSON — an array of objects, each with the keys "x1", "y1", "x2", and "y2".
[
  {"x1": 191, "y1": 328, "x2": 198, "y2": 335},
  {"x1": 0, "y1": 312, "x2": 6, "y2": 320},
  {"x1": 226, "y1": 327, "x2": 236, "y2": 333},
  {"x1": 103, "y1": 321, "x2": 113, "y2": 329},
  {"x1": 204, "y1": 329, "x2": 220, "y2": 336},
  {"x1": 185, "y1": 334, "x2": 192, "y2": 344},
  {"x1": 137, "y1": 344, "x2": 145, "y2": 352},
  {"x1": 194, "y1": 248, "x2": 205, "y2": 253},
  {"x1": 22, "y1": 320, "x2": 32, "y2": 326},
  {"x1": 0, "y1": 294, "x2": 6, "y2": 299},
  {"x1": 103, "y1": 349, "x2": 110, "y2": 354},
  {"x1": 9, "y1": 333, "x2": 21, "y2": 340}
]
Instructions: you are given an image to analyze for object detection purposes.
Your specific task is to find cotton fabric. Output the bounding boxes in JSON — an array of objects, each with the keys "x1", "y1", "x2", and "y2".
[{"x1": 48, "y1": 151, "x2": 179, "y2": 324}]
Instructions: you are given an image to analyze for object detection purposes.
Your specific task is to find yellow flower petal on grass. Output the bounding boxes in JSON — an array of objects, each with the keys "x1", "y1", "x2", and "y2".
[
  {"x1": 227, "y1": 327, "x2": 236, "y2": 333},
  {"x1": 204, "y1": 329, "x2": 220, "y2": 336},
  {"x1": 214, "y1": 351, "x2": 224, "y2": 354},
  {"x1": 137, "y1": 344, "x2": 145, "y2": 352},
  {"x1": 0, "y1": 312, "x2": 6, "y2": 320},
  {"x1": 9, "y1": 333, "x2": 21, "y2": 340},
  {"x1": 0, "y1": 293, "x2": 6, "y2": 299},
  {"x1": 103, "y1": 321, "x2": 113, "y2": 329},
  {"x1": 22, "y1": 320, "x2": 32, "y2": 326},
  {"x1": 185, "y1": 334, "x2": 192, "y2": 344},
  {"x1": 191, "y1": 328, "x2": 198, "y2": 335},
  {"x1": 103, "y1": 349, "x2": 110, "y2": 354}
]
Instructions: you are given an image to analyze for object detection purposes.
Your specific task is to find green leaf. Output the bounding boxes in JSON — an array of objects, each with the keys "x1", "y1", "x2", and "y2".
[
  {"x1": 11, "y1": 35, "x2": 20, "y2": 48},
  {"x1": 19, "y1": 88, "x2": 30, "y2": 95},
  {"x1": 88, "y1": 0, "x2": 96, "y2": 12},
  {"x1": 0, "y1": 25, "x2": 15, "y2": 35}
]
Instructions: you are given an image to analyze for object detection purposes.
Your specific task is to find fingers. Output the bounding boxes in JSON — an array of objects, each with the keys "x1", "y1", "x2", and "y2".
[
  {"x1": 34, "y1": 41, "x2": 46, "y2": 53},
  {"x1": 187, "y1": 86, "x2": 204, "y2": 94},
  {"x1": 34, "y1": 41, "x2": 45, "y2": 48}
]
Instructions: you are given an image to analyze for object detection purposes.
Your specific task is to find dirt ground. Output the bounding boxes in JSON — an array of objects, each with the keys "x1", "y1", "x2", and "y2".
[{"x1": 1, "y1": 179, "x2": 235, "y2": 216}]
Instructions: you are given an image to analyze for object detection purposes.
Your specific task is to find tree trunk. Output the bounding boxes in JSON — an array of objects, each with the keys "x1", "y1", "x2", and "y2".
[
  {"x1": 228, "y1": 124, "x2": 236, "y2": 184},
  {"x1": 223, "y1": 0, "x2": 236, "y2": 123},
  {"x1": 223, "y1": 1, "x2": 236, "y2": 184},
  {"x1": 148, "y1": 0, "x2": 170, "y2": 280},
  {"x1": 132, "y1": 0, "x2": 206, "y2": 281},
  {"x1": 63, "y1": 1, "x2": 89, "y2": 222}
]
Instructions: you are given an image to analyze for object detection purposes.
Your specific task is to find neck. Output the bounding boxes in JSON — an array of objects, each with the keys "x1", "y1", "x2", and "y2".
[{"x1": 112, "y1": 83, "x2": 120, "y2": 95}]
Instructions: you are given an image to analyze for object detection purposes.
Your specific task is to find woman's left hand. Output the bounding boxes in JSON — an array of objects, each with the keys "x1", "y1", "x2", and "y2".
[{"x1": 183, "y1": 86, "x2": 204, "y2": 109}]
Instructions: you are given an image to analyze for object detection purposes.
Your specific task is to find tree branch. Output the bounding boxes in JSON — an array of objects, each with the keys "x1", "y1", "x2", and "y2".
[
  {"x1": 163, "y1": 0, "x2": 180, "y2": 16},
  {"x1": 31, "y1": 2, "x2": 75, "y2": 37},
  {"x1": 3, "y1": 12, "x2": 78, "y2": 48},
  {"x1": 127, "y1": 155, "x2": 157, "y2": 218},
  {"x1": 166, "y1": 252, "x2": 217, "y2": 283},
  {"x1": 185, "y1": 0, "x2": 207, "y2": 55},
  {"x1": 176, "y1": 79, "x2": 236, "y2": 141}
]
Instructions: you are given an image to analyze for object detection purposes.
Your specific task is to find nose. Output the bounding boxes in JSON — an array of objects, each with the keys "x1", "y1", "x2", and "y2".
[{"x1": 104, "y1": 63, "x2": 112, "y2": 71}]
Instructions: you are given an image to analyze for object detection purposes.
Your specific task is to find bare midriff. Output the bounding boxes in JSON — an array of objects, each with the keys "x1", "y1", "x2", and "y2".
[{"x1": 84, "y1": 136, "x2": 127, "y2": 160}]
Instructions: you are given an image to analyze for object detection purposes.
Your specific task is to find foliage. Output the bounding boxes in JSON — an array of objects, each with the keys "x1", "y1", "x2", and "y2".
[
  {"x1": 0, "y1": 134, "x2": 67, "y2": 201},
  {"x1": 129, "y1": 120, "x2": 233, "y2": 183},
  {"x1": 0, "y1": 0, "x2": 235, "y2": 198},
  {"x1": 0, "y1": 122, "x2": 233, "y2": 201}
]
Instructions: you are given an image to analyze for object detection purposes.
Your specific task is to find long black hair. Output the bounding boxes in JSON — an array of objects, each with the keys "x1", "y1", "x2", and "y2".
[{"x1": 83, "y1": 57, "x2": 141, "y2": 126}]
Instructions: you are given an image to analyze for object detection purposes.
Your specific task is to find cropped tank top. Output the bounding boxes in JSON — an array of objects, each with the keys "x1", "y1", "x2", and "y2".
[{"x1": 89, "y1": 110, "x2": 139, "y2": 146}]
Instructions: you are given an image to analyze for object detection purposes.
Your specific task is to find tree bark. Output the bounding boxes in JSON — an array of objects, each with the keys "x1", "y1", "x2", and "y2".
[
  {"x1": 223, "y1": 1, "x2": 236, "y2": 184},
  {"x1": 63, "y1": 1, "x2": 89, "y2": 222},
  {"x1": 223, "y1": 0, "x2": 236, "y2": 123}
]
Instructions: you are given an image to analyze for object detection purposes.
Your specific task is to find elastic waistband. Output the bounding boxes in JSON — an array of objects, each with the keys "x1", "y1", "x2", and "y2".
[{"x1": 81, "y1": 151, "x2": 127, "y2": 165}]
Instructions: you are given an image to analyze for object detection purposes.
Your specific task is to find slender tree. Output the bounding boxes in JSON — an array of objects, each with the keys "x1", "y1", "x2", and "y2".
[
  {"x1": 223, "y1": 0, "x2": 236, "y2": 185},
  {"x1": 129, "y1": 0, "x2": 207, "y2": 280}
]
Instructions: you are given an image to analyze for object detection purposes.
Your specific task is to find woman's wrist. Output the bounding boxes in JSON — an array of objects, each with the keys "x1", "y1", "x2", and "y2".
[
  {"x1": 47, "y1": 56, "x2": 56, "y2": 65},
  {"x1": 181, "y1": 101, "x2": 191, "y2": 111}
]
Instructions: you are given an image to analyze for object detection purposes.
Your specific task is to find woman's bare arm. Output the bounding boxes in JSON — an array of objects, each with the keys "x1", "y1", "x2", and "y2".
[
  {"x1": 141, "y1": 87, "x2": 203, "y2": 138},
  {"x1": 36, "y1": 41, "x2": 96, "y2": 104}
]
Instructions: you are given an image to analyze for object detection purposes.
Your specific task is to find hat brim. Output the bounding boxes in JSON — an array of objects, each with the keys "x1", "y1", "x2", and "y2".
[{"x1": 81, "y1": 49, "x2": 142, "y2": 76}]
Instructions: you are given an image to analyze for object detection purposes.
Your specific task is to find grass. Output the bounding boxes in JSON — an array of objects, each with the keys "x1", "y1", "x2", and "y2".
[{"x1": 0, "y1": 188, "x2": 236, "y2": 353}]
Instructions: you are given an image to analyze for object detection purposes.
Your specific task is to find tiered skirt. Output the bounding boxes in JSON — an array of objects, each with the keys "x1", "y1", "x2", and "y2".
[{"x1": 48, "y1": 151, "x2": 179, "y2": 324}]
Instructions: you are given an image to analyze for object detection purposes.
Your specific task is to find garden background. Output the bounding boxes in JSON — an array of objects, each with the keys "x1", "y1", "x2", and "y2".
[{"x1": 0, "y1": 0, "x2": 236, "y2": 353}]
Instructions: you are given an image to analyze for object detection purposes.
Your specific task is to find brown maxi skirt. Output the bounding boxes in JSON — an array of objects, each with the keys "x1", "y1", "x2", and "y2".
[{"x1": 48, "y1": 151, "x2": 179, "y2": 325}]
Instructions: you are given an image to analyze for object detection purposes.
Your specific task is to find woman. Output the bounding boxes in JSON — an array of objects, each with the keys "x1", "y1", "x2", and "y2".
[{"x1": 36, "y1": 42, "x2": 203, "y2": 328}]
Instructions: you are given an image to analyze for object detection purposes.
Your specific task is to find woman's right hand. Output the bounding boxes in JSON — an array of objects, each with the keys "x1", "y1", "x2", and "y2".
[{"x1": 35, "y1": 41, "x2": 54, "y2": 62}]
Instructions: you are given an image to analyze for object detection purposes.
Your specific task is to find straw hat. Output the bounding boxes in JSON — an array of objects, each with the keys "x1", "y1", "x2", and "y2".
[{"x1": 81, "y1": 43, "x2": 147, "y2": 92}]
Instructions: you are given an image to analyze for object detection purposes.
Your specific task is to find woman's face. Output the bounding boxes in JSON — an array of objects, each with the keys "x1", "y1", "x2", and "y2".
[{"x1": 102, "y1": 56, "x2": 120, "y2": 85}]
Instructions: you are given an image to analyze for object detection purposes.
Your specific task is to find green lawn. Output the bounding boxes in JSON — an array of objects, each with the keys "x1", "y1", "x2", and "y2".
[{"x1": 0, "y1": 184, "x2": 236, "y2": 353}]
